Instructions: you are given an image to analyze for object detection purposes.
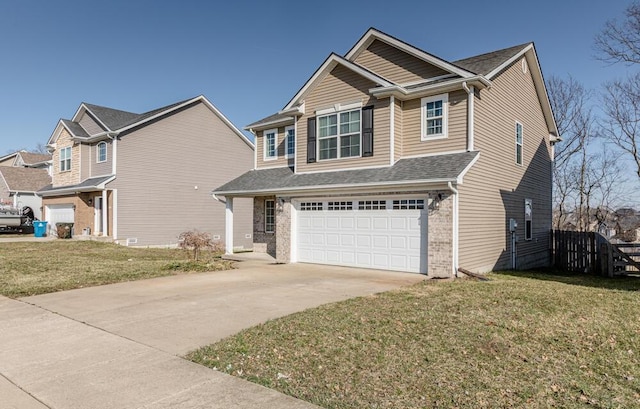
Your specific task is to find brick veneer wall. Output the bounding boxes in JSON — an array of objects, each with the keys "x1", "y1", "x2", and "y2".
[{"x1": 427, "y1": 190, "x2": 454, "y2": 278}]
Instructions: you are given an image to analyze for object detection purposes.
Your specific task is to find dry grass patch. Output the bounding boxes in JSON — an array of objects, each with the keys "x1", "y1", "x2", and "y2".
[
  {"x1": 0, "y1": 241, "x2": 234, "y2": 297},
  {"x1": 188, "y1": 272, "x2": 640, "y2": 409}
]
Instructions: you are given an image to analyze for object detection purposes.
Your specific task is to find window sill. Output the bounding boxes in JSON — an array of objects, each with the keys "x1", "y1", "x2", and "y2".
[{"x1": 421, "y1": 134, "x2": 447, "y2": 142}]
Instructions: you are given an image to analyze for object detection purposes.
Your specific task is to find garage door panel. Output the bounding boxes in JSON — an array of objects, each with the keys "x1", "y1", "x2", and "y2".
[
  {"x1": 341, "y1": 234, "x2": 355, "y2": 246},
  {"x1": 296, "y1": 198, "x2": 426, "y2": 273}
]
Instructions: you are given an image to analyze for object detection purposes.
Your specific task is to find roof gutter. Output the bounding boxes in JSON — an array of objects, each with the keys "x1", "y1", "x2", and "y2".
[{"x1": 72, "y1": 131, "x2": 119, "y2": 143}]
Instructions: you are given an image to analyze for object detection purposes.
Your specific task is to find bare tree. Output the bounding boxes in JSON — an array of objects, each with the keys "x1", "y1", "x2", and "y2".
[
  {"x1": 595, "y1": 1, "x2": 640, "y2": 64},
  {"x1": 601, "y1": 73, "x2": 640, "y2": 179}
]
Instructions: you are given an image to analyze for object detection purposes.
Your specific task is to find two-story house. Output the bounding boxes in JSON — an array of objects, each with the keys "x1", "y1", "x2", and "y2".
[
  {"x1": 0, "y1": 150, "x2": 52, "y2": 219},
  {"x1": 214, "y1": 28, "x2": 558, "y2": 276},
  {"x1": 39, "y1": 95, "x2": 254, "y2": 247}
]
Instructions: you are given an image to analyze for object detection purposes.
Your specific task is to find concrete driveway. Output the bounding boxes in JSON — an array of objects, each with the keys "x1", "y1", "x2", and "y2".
[{"x1": 1, "y1": 255, "x2": 424, "y2": 408}]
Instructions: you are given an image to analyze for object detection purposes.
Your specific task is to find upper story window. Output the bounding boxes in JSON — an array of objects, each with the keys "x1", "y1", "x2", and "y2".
[
  {"x1": 421, "y1": 93, "x2": 448, "y2": 140},
  {"x1": 59, "y1": 146, "x2": 71, "y2": 172},
  {"x1": 318, "y1": 108, "x2": 361, "y2": 160},
  {"x1": 264, "y1": 129, "x2": 277, "y2": 161},
  {"x1": 516, "y1": 122, "x2": 523, "y2": 165},
  {"x1": 97, "y1": 142, "x2": 107, "y2": 163},
  {"x1": 285, "y1": 126, "x2": 295, "y2": 158}
]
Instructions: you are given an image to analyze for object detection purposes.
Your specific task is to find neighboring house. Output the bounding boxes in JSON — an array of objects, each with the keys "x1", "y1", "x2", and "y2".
[
  {"x1": 38, "y1": 95, "x2": 254, "y2": 247},
  {"x1": 613, "y1": 208, "x2": 640, "y2": 242},
  {"x1": 0, "y1": 167, "x2": 51, "y2": 219},
  {"x1": 214, "y1": 28, "x2": 558, "y2": 276},
  {"x1": 0, "y1": 150, "x2": 52, "y2": 219},
  {"x1": 0, "y1": 150, "x2": 52, "y2": 170}
]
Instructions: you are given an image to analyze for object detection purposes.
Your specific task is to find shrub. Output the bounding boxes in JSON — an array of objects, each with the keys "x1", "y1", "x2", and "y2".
[{"x1": 178, "y1": 230, "x2": 224, "y2": 261}]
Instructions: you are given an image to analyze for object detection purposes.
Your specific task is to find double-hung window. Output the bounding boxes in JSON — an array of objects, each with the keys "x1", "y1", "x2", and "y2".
[
  {"x1": 318, "y1": 108, "x2": 361, "y2": 160},
  {"x1": 264, "y1": 129, "x2": 277, "y2": 161},
  {"x1": 60, "y1": 146, "x2": 71, "y2": 171},
  {"x1": 97, "y1": 142, "x2": 107, "y2": 163},
  {"x1": 265, "y1": 199, "x2": 275, "y2": 233},
  {"x1": 421, "y1": 93, "x2": 448, "y2": 140},
  {"x1": 285, "y1": 126, "x2": 295, "y2": 158},
  {"x1": 515, "y1": 122, "x2": 523, "y2": 165}
]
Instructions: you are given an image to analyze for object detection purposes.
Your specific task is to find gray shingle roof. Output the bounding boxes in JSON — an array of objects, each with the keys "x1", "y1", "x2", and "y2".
[
  {"x1": 83, "y1": 103, "x2": 140, "y2": 131},
  {"x1": 453, "y1": 43, "x2": 531, "y2": 76},
  {"x1": 214, "y1": 151, "x2": 478, "y2": 195},
  {"x1": 61, "y1": 119, "x2": 90, "y2": 137},
  {"x1": 0, "y1": 167, "x2": 51, "y2": 192},
  {"x1": 38, "y1": 175, "x2": 114, "y2": 194},
  {"x1": 18, "y1": 152, "x2": 51, "y2": 165}
]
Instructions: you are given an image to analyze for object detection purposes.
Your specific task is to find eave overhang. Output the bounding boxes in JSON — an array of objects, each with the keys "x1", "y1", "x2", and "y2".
[{"x1": 369, "y1": 76, "x2": 492, "y2": 100}]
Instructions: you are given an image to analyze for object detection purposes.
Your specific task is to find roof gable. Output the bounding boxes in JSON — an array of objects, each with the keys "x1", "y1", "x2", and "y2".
[
  {"x1": 345, "y1": 28, "x2": 475, "y2": 79},
  {"x1": 283, "y1": 53, "x2": 394, "y2": 111}
]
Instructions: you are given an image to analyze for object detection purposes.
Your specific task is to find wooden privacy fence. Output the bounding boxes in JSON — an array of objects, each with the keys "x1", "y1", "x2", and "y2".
[{"x1": 551, "y1": 230, "x2": 640, "y2": 277}]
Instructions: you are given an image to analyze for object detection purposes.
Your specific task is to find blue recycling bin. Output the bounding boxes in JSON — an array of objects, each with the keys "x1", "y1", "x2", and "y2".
[{"x1": 33, "y1": 221, "x2": 48, "y2": 237}]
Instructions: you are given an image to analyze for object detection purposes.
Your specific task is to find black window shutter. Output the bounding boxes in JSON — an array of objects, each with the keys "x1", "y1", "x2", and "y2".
[
  {"x1": 362, "y1": 105, "x2": 374, "y2": 157},
  {"x1": 307, "y1": 117, "x2": 316, "y2": 163}
]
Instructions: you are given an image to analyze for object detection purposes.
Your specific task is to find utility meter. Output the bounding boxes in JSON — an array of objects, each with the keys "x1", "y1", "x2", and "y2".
[{"x1": 509, "y1": 218, "x2": 518, "y2": 232}]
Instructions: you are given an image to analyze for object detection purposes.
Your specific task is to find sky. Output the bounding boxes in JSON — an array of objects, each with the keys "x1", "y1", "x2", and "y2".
[{"x1": 0, "y1": 0, "x2": 638, "y2": 204}]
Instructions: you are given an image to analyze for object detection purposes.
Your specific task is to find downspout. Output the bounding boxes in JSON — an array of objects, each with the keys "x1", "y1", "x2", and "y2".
[
  {"x1": 447, "y1": 181, "x2": 459, "y2": 277},
  {"x1": 212, "y1": 193, "x2": 226, "y2": 204},
  {"x1": 462, "y1": 82, "x2": 474, "y2": 152}
]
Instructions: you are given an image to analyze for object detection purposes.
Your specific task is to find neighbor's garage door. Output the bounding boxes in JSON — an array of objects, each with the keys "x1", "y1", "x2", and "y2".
[
  {"x1": 46, "y1": 204, "x2": 75, "y2": 234},
  {"x1": 296, "y1": 198, "x2": 427, "y2": 273}
]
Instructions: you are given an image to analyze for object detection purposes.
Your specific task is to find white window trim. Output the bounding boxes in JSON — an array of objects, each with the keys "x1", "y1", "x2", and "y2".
[
  {"x1": 96, "y1": 142, "x2": 107, "y2": 163},
  {"x1": 317, "y1": 108, "x2": 362, "y2": 161},
  {"x1": 265, "y1": 199, "x2": 275, "y2": 233},
  {"x1": 516, "y1": 121, "x2": 523, "y2": 166},
  {"x1": 421, "y1": 93, "x2": 448, "y2": 141},
  {"x1": 59, "y1": 146, "x2": 72, "y2": 172},
  {"x1": 285, "y1": 125, "x2": 295, "y2": 159},
  {"x1": 315, "y1": 100, "x2": 362, "y2": 116},
  {"x1": 263, "y1": 128, "x2": 278, "y2": 161}
]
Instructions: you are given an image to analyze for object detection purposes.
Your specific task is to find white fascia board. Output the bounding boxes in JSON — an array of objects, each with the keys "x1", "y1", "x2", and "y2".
[
  {"x1": 485, "y1": 44, "x2": 533, "y2": 79},
  {"x1": 278, "y1": 102, "x2": 305, "y2": 116},
  {"x1": 455, "y1": 151, "x2": 480, "y2": 184},
  {"x1": 346, "y1": 28, "x2": 476, "y2": 79},
  {"x1": 213, "y1": 178, "x2": 458, "y2": 197},
  {"x1": 244, "y1": 116, "x2": 295, "y2": 132},
  {"x1": 48, "y1": 121, "x2": 68, "y2": 145},
  {"x1": 283, "y1": 54, "x2": 394, "y2": 111}
]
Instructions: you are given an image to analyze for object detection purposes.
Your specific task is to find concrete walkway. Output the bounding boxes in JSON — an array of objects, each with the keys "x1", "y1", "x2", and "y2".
[{"x1": 1, "y1": 255, "x2": 425, "y2": 408}]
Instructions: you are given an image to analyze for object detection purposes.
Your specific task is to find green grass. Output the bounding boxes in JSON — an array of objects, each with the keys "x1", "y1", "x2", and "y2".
[
  {"x1": 188, "y1": 271, "x2": 640, "y2": 409},
  {"x1": 0, "y1": 241, "x2": 234, "y2": 297}
]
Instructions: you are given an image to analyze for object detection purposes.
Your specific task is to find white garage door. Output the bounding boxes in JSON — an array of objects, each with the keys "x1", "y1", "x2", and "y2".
[
  {"x1": 296, "y1": 198, "x2": 427, "y2": 273},
  {"x1": 46, "y1": 204, "x2": 75, "y2": 234}
]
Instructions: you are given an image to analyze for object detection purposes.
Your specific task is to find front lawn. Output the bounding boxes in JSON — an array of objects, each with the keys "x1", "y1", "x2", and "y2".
[
  {"x1": 0, "y1": 241, "x2": 233, "y2": 297},
  {"x1": 188, "y1": 272, "x2": 640, "y2": 409}
]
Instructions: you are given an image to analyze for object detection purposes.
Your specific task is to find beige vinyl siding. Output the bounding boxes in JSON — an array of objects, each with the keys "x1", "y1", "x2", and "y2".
[
  {"x1": 458, "y1": 57, "x2": 553, "y2": 272},
  {"x1": 51, "y1": 129, "x2": 81, "y2": 188},
  {"x1": 297, "y1": 64, "x2": 390, "y2": 172},
  {"x1": 0, "y1": 157, "x2": 15, "y2": 166},
  {"x1": 394, "y1": 98, "x2": 403, "y2": 161},
  {"x1": 80, "y1": 143, "x2": 90, "y2": 181},
  {"x1": 90, "y1": 141, "x2": 113, "y2": 177},
  {"x1": 78, "y1": 113, "x2": 104, "y2": 135},
  {"x1": 255, "y1": 126, "x2": 294, "y2": 169},
  {"x1": 401, "y1": 90, "x2": 468, "y2": 156},
  {"x1": 109, "y1": 101, "x2": 254, "y2": 248},
  {"x1": 354, "y1": 39, "x2": 450, "y2": 84}
]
